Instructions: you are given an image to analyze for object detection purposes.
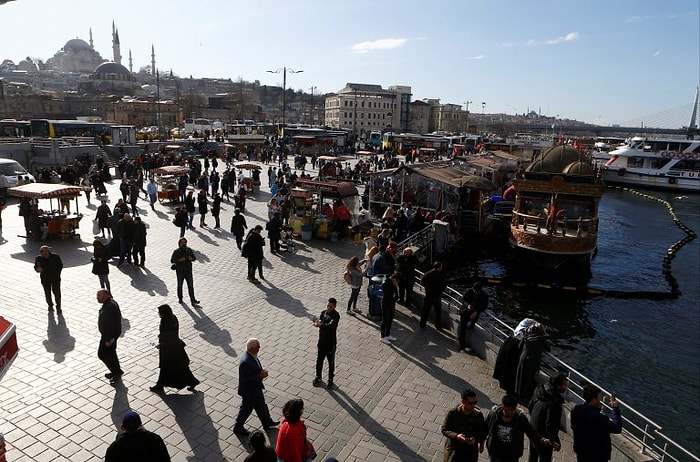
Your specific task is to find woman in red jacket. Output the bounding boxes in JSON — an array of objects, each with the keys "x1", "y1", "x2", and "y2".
[{"x1": 275, "y1": 399, "x2": 307, "y2": 462}]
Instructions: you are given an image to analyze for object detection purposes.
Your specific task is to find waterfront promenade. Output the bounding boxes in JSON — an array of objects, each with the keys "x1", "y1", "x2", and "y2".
[{"x1": 0, "y1": 167, "x2": 576, "y2": 461}]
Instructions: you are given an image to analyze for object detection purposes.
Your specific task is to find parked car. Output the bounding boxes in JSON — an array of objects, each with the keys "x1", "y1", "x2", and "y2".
[{"x1": 0, "y1": 158, "x2": 36, "y2": 195}]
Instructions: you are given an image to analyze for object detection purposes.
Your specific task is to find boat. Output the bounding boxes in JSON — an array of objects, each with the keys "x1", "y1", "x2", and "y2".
[
  {"x1": 601, "y1": 136, "x2": 700, "y2": 192},
  {"x1": 509, "y1": 145, "x2": 606, "y2": 271}
]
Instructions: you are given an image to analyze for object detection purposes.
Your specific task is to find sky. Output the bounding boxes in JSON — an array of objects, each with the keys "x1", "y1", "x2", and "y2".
[{"x1": 0, "y1": 0, "x2": 698, "y2": 128}]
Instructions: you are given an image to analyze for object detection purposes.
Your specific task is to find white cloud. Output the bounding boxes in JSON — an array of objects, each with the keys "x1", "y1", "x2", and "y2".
[
  {"x1": 467, "y1": 54, "x2": 487, "y2": 60},
  {"x1": 351, "y1": 38, "x2": 407, "y2": 53},
  {"x1": 546, "y1": 32, "x2": 579, "y2": 45},
  {"x1": 653, "y1": 49, "x2": 662, "y2": 57},
  {"x1": 625, "y1": 16, "x2": 641, "y2": 23}
]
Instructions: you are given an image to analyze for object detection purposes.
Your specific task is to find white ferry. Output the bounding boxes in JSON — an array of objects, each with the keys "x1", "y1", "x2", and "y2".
[{"x1": 601, "y1": 136, "x2": 700, "y2": 192}]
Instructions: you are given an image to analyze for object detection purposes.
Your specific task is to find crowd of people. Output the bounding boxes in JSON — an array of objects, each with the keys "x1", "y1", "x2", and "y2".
[{"x1": 18, "y1": 149, "x2": 625, "y2": 462}]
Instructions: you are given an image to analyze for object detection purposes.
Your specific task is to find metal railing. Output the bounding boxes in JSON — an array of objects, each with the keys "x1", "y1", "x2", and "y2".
[{"x1": 409, "y1": 269, "x2": 699, "y2": 462}]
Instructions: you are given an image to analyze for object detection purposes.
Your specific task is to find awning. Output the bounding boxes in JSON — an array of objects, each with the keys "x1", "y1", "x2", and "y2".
[
  {"x1": 150, "y1": 165, "x2": 190, "y2": 175},
  {"x1": 356, "y1": 150, "x2": 375, "y2": 156},
  {"x1": 233, "y1": 161, "x2": 264, "y2": 170},
  {"x1": 293, "y1": 179, "x2": 359, "y2": 198},
  {"x1": 165, "y1": 144, "x2": 185, "y2": 150},
  {"x1": 397, "y1": 164, "x2": 495, "y2": 190},
  {"x1": 7, "y1": 183, "x2": 90, "y2": 199}
]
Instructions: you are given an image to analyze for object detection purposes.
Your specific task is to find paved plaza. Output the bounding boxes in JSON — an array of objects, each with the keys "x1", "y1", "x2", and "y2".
[{"x1": 0, "y1": 165, "x2": 575, "y2": 461}]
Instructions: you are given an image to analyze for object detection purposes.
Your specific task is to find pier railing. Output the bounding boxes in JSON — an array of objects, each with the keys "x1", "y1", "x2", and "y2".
[{"x1": 411, "y1": 270, "x2": 699, "y2": 462}]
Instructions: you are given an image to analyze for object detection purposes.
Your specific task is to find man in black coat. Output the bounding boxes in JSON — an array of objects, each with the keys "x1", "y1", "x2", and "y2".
[
  {"x1": 571, "y1": 384, "x2": 623, "y2": 462},
  {"x1": 105, "y1": 410, "x2": 170, "y2": 461},
  {"x1": 265, "y1": 213, "x2": 283, "y2": 254},
  {"x1": 244, "y1": 225, "x2": 265, "y2": 283},
  {"x1": 459, "y1": 282, "x2": 489, "y2": 353},
  {"x1": 528, "y1": 374, "x2": 569, "y2": 462},
  {"x1": 97, "y1": 289, "x2": 123, "y2": 384},
  {"x1": 312, "y1": 298, "x2": 341, "y2": 389},
  {"x1": 170, "y1": 237, "x2": 199, "y2": 305},
  {"x1": 419, "y1": 261, "x2": 446, "y2": 330},
  {"x1": 230, "y1": 208, "x2": 247, "y2": 249},
  {"x1": 131, "y1": 216, "x2": 147, "y2": 267},
  {"x1": 34, "y1": 245, "x2": 63, "y2": 313},
  {"x1": 117, "y1": 213, "x2": 135, "y2": 267},
  {"x1": 395, "y1": 247, "x2": 418, "y2": 306},
  {"x1": 233, "y1": 338, "x2": 279, "y2": 436}
]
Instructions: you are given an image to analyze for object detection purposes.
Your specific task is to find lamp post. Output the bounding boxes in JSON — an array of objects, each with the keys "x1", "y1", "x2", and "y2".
[
  {"x1": 464, "y1": 100, "x2": 472, "y2": 134},
  {"x1": 266, "y1": 67, "x2": 303, "y2": 128},
  {"x1": 309, "y1": 85, "x2": 317, "y2": 125}
]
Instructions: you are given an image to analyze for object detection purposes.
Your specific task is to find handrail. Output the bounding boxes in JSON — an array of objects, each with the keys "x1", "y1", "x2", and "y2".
[{"x1": 409, "y1": 268, "x2": 699, "y2": 462}]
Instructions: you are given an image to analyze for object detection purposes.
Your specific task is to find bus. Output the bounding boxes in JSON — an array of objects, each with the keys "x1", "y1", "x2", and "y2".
[
  {"x1": 29, "y1": 119, "x2": 111, "y2": 138},
  {"x1": 368, "y1": 130, "x2": 382, "y2": 147},
  {"x1": 0, "y1": 119, "x2": 31, "y2": 138},
  {"x1": 183, "y1": 118, "x2": 212, "y2": 134}
]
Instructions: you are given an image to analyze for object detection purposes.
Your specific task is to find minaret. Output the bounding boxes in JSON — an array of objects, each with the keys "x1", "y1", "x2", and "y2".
[
  {"x1": 151, "y1": 44, "x2": 156, "y2": 77},
  {"x1": 129, "y1": 49, "x2": 133, "y2": 73},
  {"x1": 112, "y1": 21, "x2": 122, "y2": 65},
  {"x1": 89, "y1": 28, "x2": 93, "y2": 48}
]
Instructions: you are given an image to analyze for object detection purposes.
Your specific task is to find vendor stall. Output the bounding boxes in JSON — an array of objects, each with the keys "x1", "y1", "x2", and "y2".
[
  {"x1": 0, "y1": 316, "x2": 18, "y2": 381},
  {"x1": 150, "y1": 165, "x2": 190, "y2": 203},
  {"x1": 233, "y1": 161, "x2": 264, "y2": 193},
  {"x1": 290, "y1": 179, "x2": 359, "y2": 240},
  {"x1": 7, "y1": 183, "x2": 89, "y2": 240}
]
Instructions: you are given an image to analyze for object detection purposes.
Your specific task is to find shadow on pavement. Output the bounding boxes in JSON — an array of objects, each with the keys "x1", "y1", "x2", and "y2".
[
  {"x1": 127, "y1": 267, "x2": 169, "y2": 296},
  {"x1": 329, "y1": 387, "x2": 423, "y2": 461},
  {"x1": 180, "y1": 303, "x2": 237, "y2": 357},
  {"x1": 161, "y1": 391, "x2": 229, "y2": 461},
  {"x1": 254, "y1": 281, "x2": 314, "y2": 319},
  {"x1": 43, "y1": 312, "x2": 76, "y2": 363},
  {"x1": 109, "y1": 382, "x2": 131, "y2": 430}
]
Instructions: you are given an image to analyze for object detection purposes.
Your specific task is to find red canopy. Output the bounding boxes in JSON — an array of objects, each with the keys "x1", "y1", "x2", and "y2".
[{"x1": 7, "y1": 183, "x2": 90, "y2": 199}]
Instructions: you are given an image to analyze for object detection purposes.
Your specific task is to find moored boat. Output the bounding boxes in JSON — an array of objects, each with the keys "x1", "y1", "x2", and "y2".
[
  {"x1": 601, "y1": 136, "x2": 700, "y2": 192},
  {"x1": 509, "y1": 145, "x2": 605, "y2": 271}
]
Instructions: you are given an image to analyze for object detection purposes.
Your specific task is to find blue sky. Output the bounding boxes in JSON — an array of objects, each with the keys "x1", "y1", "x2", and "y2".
[{"x1": 1, "y1": 0, "x2": 698, "y2": 128}]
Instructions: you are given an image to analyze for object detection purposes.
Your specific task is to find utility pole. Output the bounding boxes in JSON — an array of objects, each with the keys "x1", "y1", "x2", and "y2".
[{"x1": 464, "y1": 100, "x2": 472, "y2": 134}]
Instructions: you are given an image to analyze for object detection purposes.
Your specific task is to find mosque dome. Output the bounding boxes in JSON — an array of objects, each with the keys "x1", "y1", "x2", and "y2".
[
  {"x1": 92, "y1": 62, "x2": 132, "y2": 80},
  {"x1": 63, "y1": 38, "x2": 92, "y2": 53},
  {"x1": 527, "y1": 145, "x2": 591, "y2": 175}
]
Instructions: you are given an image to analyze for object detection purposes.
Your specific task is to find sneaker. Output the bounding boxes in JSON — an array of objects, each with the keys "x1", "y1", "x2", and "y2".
[
  {"x1": 312, "y1": 377, "x2": 321, "y2": 387},
  {"x1": 387, "y1": 336, "x2": 397, "y2": 341},
  {"x1": 461, "y1": 347, "x2": 473, "y2": 353},
  {"x1": 380, "y1": 337, "x2": 392, "y2": 344}
]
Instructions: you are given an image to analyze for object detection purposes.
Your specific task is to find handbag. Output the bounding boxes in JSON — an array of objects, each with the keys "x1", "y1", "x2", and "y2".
[
  {"x1": 303, "y1": 424, "x2": 317, "y2": 460},
  {"x1": 92, "y1": 219, "x2": 100, "y2": 235}
]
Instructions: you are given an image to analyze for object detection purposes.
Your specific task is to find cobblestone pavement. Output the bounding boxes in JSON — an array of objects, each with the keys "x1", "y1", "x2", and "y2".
[{"x1": 0, "y1": 163, "x2": 575, "y2": 461}]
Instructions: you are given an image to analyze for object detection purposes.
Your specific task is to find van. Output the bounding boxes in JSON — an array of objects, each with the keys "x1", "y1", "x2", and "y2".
[{"x1": 0, "y1": 158, "x2": 36, "y2": 194}]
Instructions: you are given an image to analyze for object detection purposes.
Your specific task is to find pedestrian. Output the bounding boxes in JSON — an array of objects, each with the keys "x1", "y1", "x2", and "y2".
[
  {"x1": 211, "y1": 191, "x2": 222, "y2": 229},
  {"x1": 238, "y1": 180, "x2": 247, "y2": 210},
  {"x1": 395, "y1": 247, "x2": 418, "y2": 306},
  {"x1": 380, "y1": 272, "x2": 401, "y2": 345},
  {"x1": 515, "y1": 323, "x2": 549, "y2": 403},
  {"x1": 91, "y1": 239, "x2": 111, "y2": 294},
  {"x1": 486, "y1": 395, "x2": 553, "y2": 462},
  {"x1": 244, "y1": 430, "x2": 277, "y2": 462},
  {"x1": 244, "y1": 225, "x2": 265, "y2": 283},
  {"x1": 571, "y1": 384, "x2": 623, "y2": 462},
  {"x1": 230, "y1": 208, "x2": 248, "y2": 249},
  {"x1": 184, "y1": 190, "x2": 196, "y2": 229},
  {"x1": 132, "y1": 216, "x2": 147, "y2": 268},
  {"x1": 459, "y1": 282, "x2": 489, "y2": 353},
  {"x1": 129, "y1": 181, "x2": 140, "y2": 215},
  {"x1": 146, "y1": 178, "x2": 158, "y2": 211},
  {"x1": 35, "y1": 245, "x2": 64, "y2": 313},
  {"x1": 116, "y1": 212, "x2": 135, "y2": 267},
  {"x1": 80, "y1": 174, "x2": 92, "y2": 205},
  {"x1": 441, "y1": 389, "x2": 487, "y2": 462},
  {"x1": 170, "y1": 237, "x2": 200, "y2": 305},
  {"x1": 312, "y1": 298, "x2": 340, "y2": 389},
  {"x1": 266, "y1": 213, "x2": 282, "y2": 254},
  {"x1": 197, "y1": 189, "x2": 208, "y2": 227},
  {"x1": 149, "y1": 304, "x2": 200, "y2": 393},
  {"x1": 275, "y1": 399, "x2": 307, "y2": 462},
  {"x1": 174, "y1": 206, "x2": 188, "y2": 238},
  {"x1": 119, "y1": 178, "x2": 129, "y2": 203},
  {"x1": 96, "y1": 199, "x2": 112, "y2": 238},
  {"x1": 419, "y1": 261, "x2": 446, "y2": 330},
  {"x1": 233, "y1": 338, "x2": 279, "y2": 436},
  {"x1": 344, "y1": 256, "x2": 365, "y2": 314},
  {"x1": 105, "y1": 410, "x2": 171, "y2": 462},
  {"x1": 96, "y1": 289, "x2": 123, "y2": 384},
  {"x1": 528, "y1": 373, "x2": 569, "y2": 462}
]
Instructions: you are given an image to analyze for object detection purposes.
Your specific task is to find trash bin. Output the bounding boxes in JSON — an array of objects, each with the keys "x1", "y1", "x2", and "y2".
[
  {"x1": 367, "y1": 275, "x2": 384, "y2": 318},
  {"x1": 301, "y1": 224, "x2": 313, "y2": 241}
]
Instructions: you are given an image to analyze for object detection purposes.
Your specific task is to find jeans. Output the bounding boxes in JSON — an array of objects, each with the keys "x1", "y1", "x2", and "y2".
[
  {"x1": 420, "y1": 294, "x2": 442, "y2": 328},
  {"x1": 42, "y1": 280, "x2": 61, "y2": 307},
  {"x1": 380, "y1": 302, "x2": 395, "y2": 337},
  {"x1": 97, "y1": 274, "x2": 111, "y2": 293},
  {"x1": 176, "y1": 270, "x2": 196, "y2": 301},
  {"x1": 98, "y1": 338, "x2": 121, "y2": 375},
  {"x1": 315, "y1": 345, "x2": 336, "y2": 382},
  {"x1": 118, "y1": 239, "x2": 133, "y2": 265},
  {"x1": 347, "y1": 287, "x2": 360, "y2": 311},
  {"x1": 187, "y1": 212, "x2": 194, "y2": 228}
]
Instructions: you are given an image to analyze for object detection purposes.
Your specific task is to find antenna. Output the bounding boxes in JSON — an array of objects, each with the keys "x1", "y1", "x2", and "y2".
[{"x1": 688, "y1": 87, "x2": 698, "y2": 139}]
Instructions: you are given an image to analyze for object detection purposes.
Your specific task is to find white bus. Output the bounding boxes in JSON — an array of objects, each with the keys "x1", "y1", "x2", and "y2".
[{"x1": 183, "y1": 118, "x2": 212, "y2": 134}]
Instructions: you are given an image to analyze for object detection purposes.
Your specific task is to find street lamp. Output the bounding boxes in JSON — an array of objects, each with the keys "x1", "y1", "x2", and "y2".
[
  {"x1": 464, "y1": 100, "x2": 472, "y2": 134},
  {"x1": 266, "y1": 67, "x2": 303, "y2": 128},
  {"x1": 481, "y1": 101, "x2": 486, "y2": 114}
]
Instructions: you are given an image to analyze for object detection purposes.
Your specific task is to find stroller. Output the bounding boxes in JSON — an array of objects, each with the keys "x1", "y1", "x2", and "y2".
[{"x1": 280, "y1": 225, "x2": 297, "y2": 253}]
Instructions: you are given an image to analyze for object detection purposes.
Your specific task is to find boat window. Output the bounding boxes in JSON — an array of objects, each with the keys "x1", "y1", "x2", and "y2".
[
  {"x1": 650, "y1": 158, "x2": 672, "y2": 169},
  {"x1": 628, "y1": 157, "x2": 645, "y2": 168},
  {"x1": 671, "y1": 159, "x2": 700, "y2": 171}
]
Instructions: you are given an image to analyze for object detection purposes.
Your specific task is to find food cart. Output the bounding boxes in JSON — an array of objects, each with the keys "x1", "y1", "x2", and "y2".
[
  {"x1": 0, "y1": 316, "x2": 18, "y2": 381},
  {"x1": 233, "y1": 161, "x2": 264, "y2": 192},
  {"x1": 290, "y1": 179, "x2": 360, "y2": 240},
  {"x1": 150, "y1": 165, "x2": 190, "y2": 203},
  {"x1": 7, "y1": 183, "x2": 89, "y2": 240}
]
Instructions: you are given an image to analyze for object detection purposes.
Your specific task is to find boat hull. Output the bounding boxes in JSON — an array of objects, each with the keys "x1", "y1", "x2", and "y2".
[
  {"x1": 601, "y1": 168, "x2": 700, "y2": 192},
  {"x1": 510, "y1": 226, "x2": 597, "y2": 270}
]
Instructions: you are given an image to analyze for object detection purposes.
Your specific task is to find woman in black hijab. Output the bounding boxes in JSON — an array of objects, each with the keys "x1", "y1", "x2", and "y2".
[{"x1": 150, "y1": 304, "x2": 200, "y2": 393}]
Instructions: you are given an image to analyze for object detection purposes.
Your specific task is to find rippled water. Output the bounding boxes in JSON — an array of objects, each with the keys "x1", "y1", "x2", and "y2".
[{"x1": 462, "y1": 189, "x2": 700, "y2": 454}]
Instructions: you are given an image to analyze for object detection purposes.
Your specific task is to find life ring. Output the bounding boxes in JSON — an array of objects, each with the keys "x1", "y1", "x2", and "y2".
[
  {"x1": 684, "y1": 152, "x2": 693, "y2": 159},
  {"x1": 669, "y1": 177, "x2": 677, "y2": 184},
  {"x1": 662, "y1": 151, "x2": 671, "y2": 158},
  {"x1": 618, "y1": 168, "x2": 627, "y2": 176}
]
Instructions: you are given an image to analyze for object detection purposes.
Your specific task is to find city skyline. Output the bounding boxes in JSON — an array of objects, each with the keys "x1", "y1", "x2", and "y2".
[{"x1": 0, "y1": 0, "x2": 698, "y2": 128}]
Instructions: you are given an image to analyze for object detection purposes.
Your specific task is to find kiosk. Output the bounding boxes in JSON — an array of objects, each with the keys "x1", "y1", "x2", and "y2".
[
  {"x1": 150, "y1": 165, "x2": 190, "y2": 203},
  {"x1": 290, "y1": 179, "x2": 359, "y2": 240}
]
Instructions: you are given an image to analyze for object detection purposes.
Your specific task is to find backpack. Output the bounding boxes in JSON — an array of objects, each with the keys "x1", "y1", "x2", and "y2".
[{"x1": 343, "y1": 270, "x2": 353, "y2": 285}]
